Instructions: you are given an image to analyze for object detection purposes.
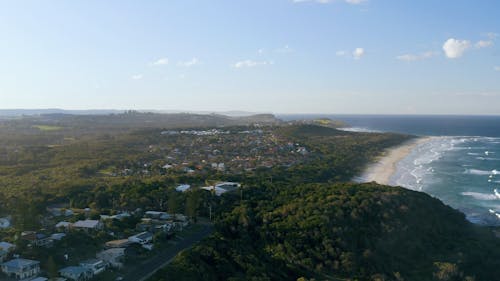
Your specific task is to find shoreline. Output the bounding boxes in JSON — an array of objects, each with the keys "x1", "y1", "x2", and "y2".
[{"x1": 359, "y1": 137, "x2": 434, "y2": 185}]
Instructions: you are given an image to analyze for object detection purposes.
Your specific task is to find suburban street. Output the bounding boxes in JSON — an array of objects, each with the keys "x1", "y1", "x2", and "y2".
[{"x1": 123, "y1": 222, "x2": 214, "y2": 281}]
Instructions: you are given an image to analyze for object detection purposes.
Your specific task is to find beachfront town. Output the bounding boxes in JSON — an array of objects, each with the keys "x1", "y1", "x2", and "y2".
[
  {"x1": 0, "y1": 182, "x2": 240, "y2": 281},
  {"x1": 0, "y1": 125, "x2": 315, "y2": 280},
  {"x1": 109, "y1": 128, "x2": 309, "y2": 177}
]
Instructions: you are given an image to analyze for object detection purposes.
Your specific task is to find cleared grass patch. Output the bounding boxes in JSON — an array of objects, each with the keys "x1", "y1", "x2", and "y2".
[{"x1": 32, "y1": 125, "x2": 64, "y2": 131}]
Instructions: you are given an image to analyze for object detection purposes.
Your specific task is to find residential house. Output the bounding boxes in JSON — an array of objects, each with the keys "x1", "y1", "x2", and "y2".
[
  {"x1": 144, "y1": 211, "x2": 171, "y2": 220},
  {"x1": 105, "y1": 239, "x2": 131, "y2": 248},
  {"x1": 34, "y1": 233, "x2": 53, "y2": 248},
  {"x1": 0, "y1": 258, "x2": 40, "y2": 280},
  {"x1": 58, "y1": 266, "x2": 93, "y2": 281},
  {"x1": 47, "y1": 208, "x2": 74, "y2": 217},
  {"x1": 21, "y1": 232, "x2": 53, "y2": 248},
  {"x1": 175, "y1": 184, "x2": 191, "y2": 192},
  {"x1": 101, "y1": 212, "x2": 131, "y2": 221},
  {"x1": 72, "y1": 220, "x2": 103, "y2": 232},
  {"x1": 30, "y1": 277, "x2": 48, "y2": 281},
  {"x1": 79, "y1": 259, "x2": 106, "y2": 275},
  {"x1": 110, "y1": 212, "x2": 131, "y2": 220},
  {"x1": 0, "y1": 249, "x2": 7, "y2": 263},
  {"x1": 0, "y1": 217, "x2": 11, "y2": 229},
  {"x1": 128, "y1": 232, "x2": 153, "y2": 245},
  {"x1": 215, "y1": 182, "x2": 241, "y2": 190},
  {"x1": 96, "y1": 248, "x2": 125, "y2": 269},
  {"x1": 51, "y1": 233, "x2": 67, "y2": 241},
  {"x1": 173, "y1": 214, "x2": 188, "y2": 222},
  {"x1": 0, "y1": 244, "x2": 12, "y2": 262},
  {"x1": 55, "y1": 221, "x2": 72, "y2": 231},
  {"x1": 0, "y1": 242, "x2": 15, "y2": 252},
  {"x1": 201, "y1": 185, "x2": 228, "y2": 196}
]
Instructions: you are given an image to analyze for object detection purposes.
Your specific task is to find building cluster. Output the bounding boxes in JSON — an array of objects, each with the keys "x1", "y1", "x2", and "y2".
[
  {"x1": 1, "y1": 180, "x2": 239, "y2": 280},
  {"x1": 115, "y1": 128, "x2": 309, "y2": 177},
  {"x1": 0, "y1": 205, "x2": 192, "y2": 280}
]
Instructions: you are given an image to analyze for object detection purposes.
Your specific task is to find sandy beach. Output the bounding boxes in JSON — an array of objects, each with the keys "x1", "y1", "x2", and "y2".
[{"x1": 360, "y1": 137, "x2": 434, "y2": 185}]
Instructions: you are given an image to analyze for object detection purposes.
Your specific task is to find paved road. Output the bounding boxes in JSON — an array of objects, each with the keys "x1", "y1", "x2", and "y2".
[{"x1": 122, "y1": 223, "x2": 214, "y2": 281}]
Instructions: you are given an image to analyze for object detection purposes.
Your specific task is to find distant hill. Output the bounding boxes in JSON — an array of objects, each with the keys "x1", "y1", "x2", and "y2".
[
  {"x1": 0, "y1": 109, "x2": 125, "y2": 116},
  {"x1": 278, "y1": 124, "x2": 345, "y2": 137},
  {"x1": 0, "y1": 109, "x2": 263, "y2": 117},
  {"x1": 0, "y1": 111, "x2": 283, "y2": 133}
]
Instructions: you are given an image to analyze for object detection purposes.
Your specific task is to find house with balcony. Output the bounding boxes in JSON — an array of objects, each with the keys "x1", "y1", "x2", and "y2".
[
  {"x1": 59, "y1": 266, "x2": 93, "y2": 281},
  {"x1": 1, "y1": 258, "x2": 40, "y2": 280}
]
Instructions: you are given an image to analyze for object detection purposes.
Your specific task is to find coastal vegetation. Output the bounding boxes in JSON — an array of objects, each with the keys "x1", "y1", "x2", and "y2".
[
  {"x1": 1, "y1": 113, "x2": 499, "y2": 280},
  {"x1": 149, "y1": 182, "x2": 500, "y2": 281}
]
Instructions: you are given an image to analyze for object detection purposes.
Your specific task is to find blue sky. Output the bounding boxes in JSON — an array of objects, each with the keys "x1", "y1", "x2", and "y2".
[{"x1": 0, "y1": 0, "x2": 499, "y2": 114}]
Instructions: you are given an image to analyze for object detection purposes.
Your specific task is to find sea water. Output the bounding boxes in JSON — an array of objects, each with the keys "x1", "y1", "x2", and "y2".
[
  {"x1": 279, "y1": 115, "x2": 500, "y2": 225},
  {"x1": 390, "y1": 136, "x2": 500, "y2": 225}
]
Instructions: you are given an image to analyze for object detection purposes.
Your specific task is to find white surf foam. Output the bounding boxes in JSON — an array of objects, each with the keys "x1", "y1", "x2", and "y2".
[
  {"x1": 476, "y1": 157, "x2": 500, "y2": 161},
  {"x1": 462, "y1": 192, "x2": 498, "y2": 201},
  {"x1": 465, "y1": 169, "x2": 497, "y2": 176}
]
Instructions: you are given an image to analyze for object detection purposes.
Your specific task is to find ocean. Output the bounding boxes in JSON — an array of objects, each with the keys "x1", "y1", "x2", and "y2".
[{"x1": 279, "y1": 115, "x2": 500, "y2": 225}]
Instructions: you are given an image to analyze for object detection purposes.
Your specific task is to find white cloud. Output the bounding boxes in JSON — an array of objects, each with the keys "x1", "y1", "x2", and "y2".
[
  {"x1": 485, "y1": 32, "x2": 498, "y2": 40},
  {"x1": 178, "y1": 57, "x2": 200, "y2": 67},
  {"x1": 152, "y1": 58, "x2": 169, "y2": 66},
  {"x1": 293, "y1": 0, "x2": 366, "y2": 4},
  {"x1": 396, "y1": 51, "x2": 436, "y2": 62},
  {"x1": 442, "y1": 38, "x2": 471, "y2": 59},
  {"x1": 455, "y1": 91, "x2": 500, "y2": 98},
  {"x1": 336, "y1": 50, "x2": 347, "y2": 56},
  {"x1": 352, "y1": 48, "x2": 364, "y2": 59},
  {"x1": 275, "y1": 45, "x2": 294, "y2": 53},
  {"x1": 345, "y1": 0, "x2": 366, "y2": 4},
  {"x1": 293, "y1": 0, "x2": 330, "y2": 3},
  {"x1": 131, "y1": 74, "x2": 143, "y2": 80},
  {"x1": 258, "y1": 48, "x2": 265, "y2": 55},
  {"x1": 233, "y1": 60, "x2": 274, "y2": 68},
  {"x1": 495, "y1": 66, "x2": 500, "y2": 72},
  {"x1": 475, "y1": 40, "x2": 493, "y2": 49}
]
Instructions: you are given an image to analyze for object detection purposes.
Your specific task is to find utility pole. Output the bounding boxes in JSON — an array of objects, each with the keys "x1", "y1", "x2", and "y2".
[{"x1": 209, "y1": 205, "x2": 212, "y2": 221}]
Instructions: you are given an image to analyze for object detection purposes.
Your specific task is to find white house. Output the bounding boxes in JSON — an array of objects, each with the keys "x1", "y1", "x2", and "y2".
[
  {"x1": 0, "y1": 241, "x2": 15, "y2": 252},
  {"x1": 30, "y1": 277, "x2": 48, "y2": 281},
  {"x1": 79, "y1": 259, "x2": 106, "y2": 275},
  {"x1": 96, "y1": 248, "x2": 125, "y2": 269},
  {"x1": 47, "y1": 208, "x2": 74, "y2": 217},
  {"x1": 0, "y1": 244, "x2": 11, "y2": 262},
  {"x1": 215, "y1": 182, "x2": 241, "y2": 190},
  {"x1": 0, "y1": 217, "x2": 11, "y2": 229},
  {"x1": 201, "y1": 182, "x2": 241, "y2": 196},
  {"x1": 162, "y1": 164, "x2": 174, "y2": 169},
  {"x1": 145, "y1": 211, "x2": 171, "y2": 220},
  {"x1": 175, "y1": 184, "x2": 191, "y2": 192},
  {"x1": 128, "y1": 232, "x2": 153, "y2": 245},
  {"x1": 59, "y1": 266, "x2": 93, "y2": 281},
  {"x1": 72, "y1": 220, "x2": 103, "y2": 231},
  {"x1": 1, "y1": 258, "x2": 40, "y2": 280},
  {"x1": 50, "y1": 233, "x2": 66, "y2": 241},
  {"x1": 55, "y1": 221, "x2": 72, "y2": 231}
]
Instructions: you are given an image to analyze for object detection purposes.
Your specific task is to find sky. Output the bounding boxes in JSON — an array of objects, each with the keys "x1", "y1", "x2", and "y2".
[{"x1": 0, "y1": 0, "x2": 499, "y2": 115}]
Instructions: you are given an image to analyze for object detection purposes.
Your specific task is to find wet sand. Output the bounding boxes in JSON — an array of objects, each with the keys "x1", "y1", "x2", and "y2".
[{"x1": 361, "y1": 137, "x2": 433, "y2": 185}]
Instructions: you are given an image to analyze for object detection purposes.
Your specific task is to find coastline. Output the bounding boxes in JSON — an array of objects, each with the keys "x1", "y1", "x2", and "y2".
[{"x1": 359, "y1": 137, "x2": 434, "y2": 185}]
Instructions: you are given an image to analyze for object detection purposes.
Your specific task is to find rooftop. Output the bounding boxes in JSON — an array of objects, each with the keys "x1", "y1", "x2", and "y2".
[
  {"x1": 59, "y1": 266, "x2": 90, "y2": 275},
  {"x1": 80, "y1": 258, "x2": 104, "y2": 265},
  {"x1": 130, "y1": 232, "x2": 153, "y2": 240},
  {"x1": 0, "y1": 241, "x2": 15, "y2": 251},
  {"x1": 2, "y1": 258, "x2": 39, "y2": 268},
  {"x1": 73, "y1": 220, "x2": 100, "y2": 228}
]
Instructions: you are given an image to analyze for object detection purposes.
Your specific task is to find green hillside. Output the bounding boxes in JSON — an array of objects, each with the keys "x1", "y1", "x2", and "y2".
[{"x1": 149, "y1": 182, "x2": 500, "y2": 281}]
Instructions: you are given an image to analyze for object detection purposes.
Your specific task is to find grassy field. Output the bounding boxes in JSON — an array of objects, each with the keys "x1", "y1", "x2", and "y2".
[{"x1": 32, "y1": 125, "x2": 65, "y2": 131}]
